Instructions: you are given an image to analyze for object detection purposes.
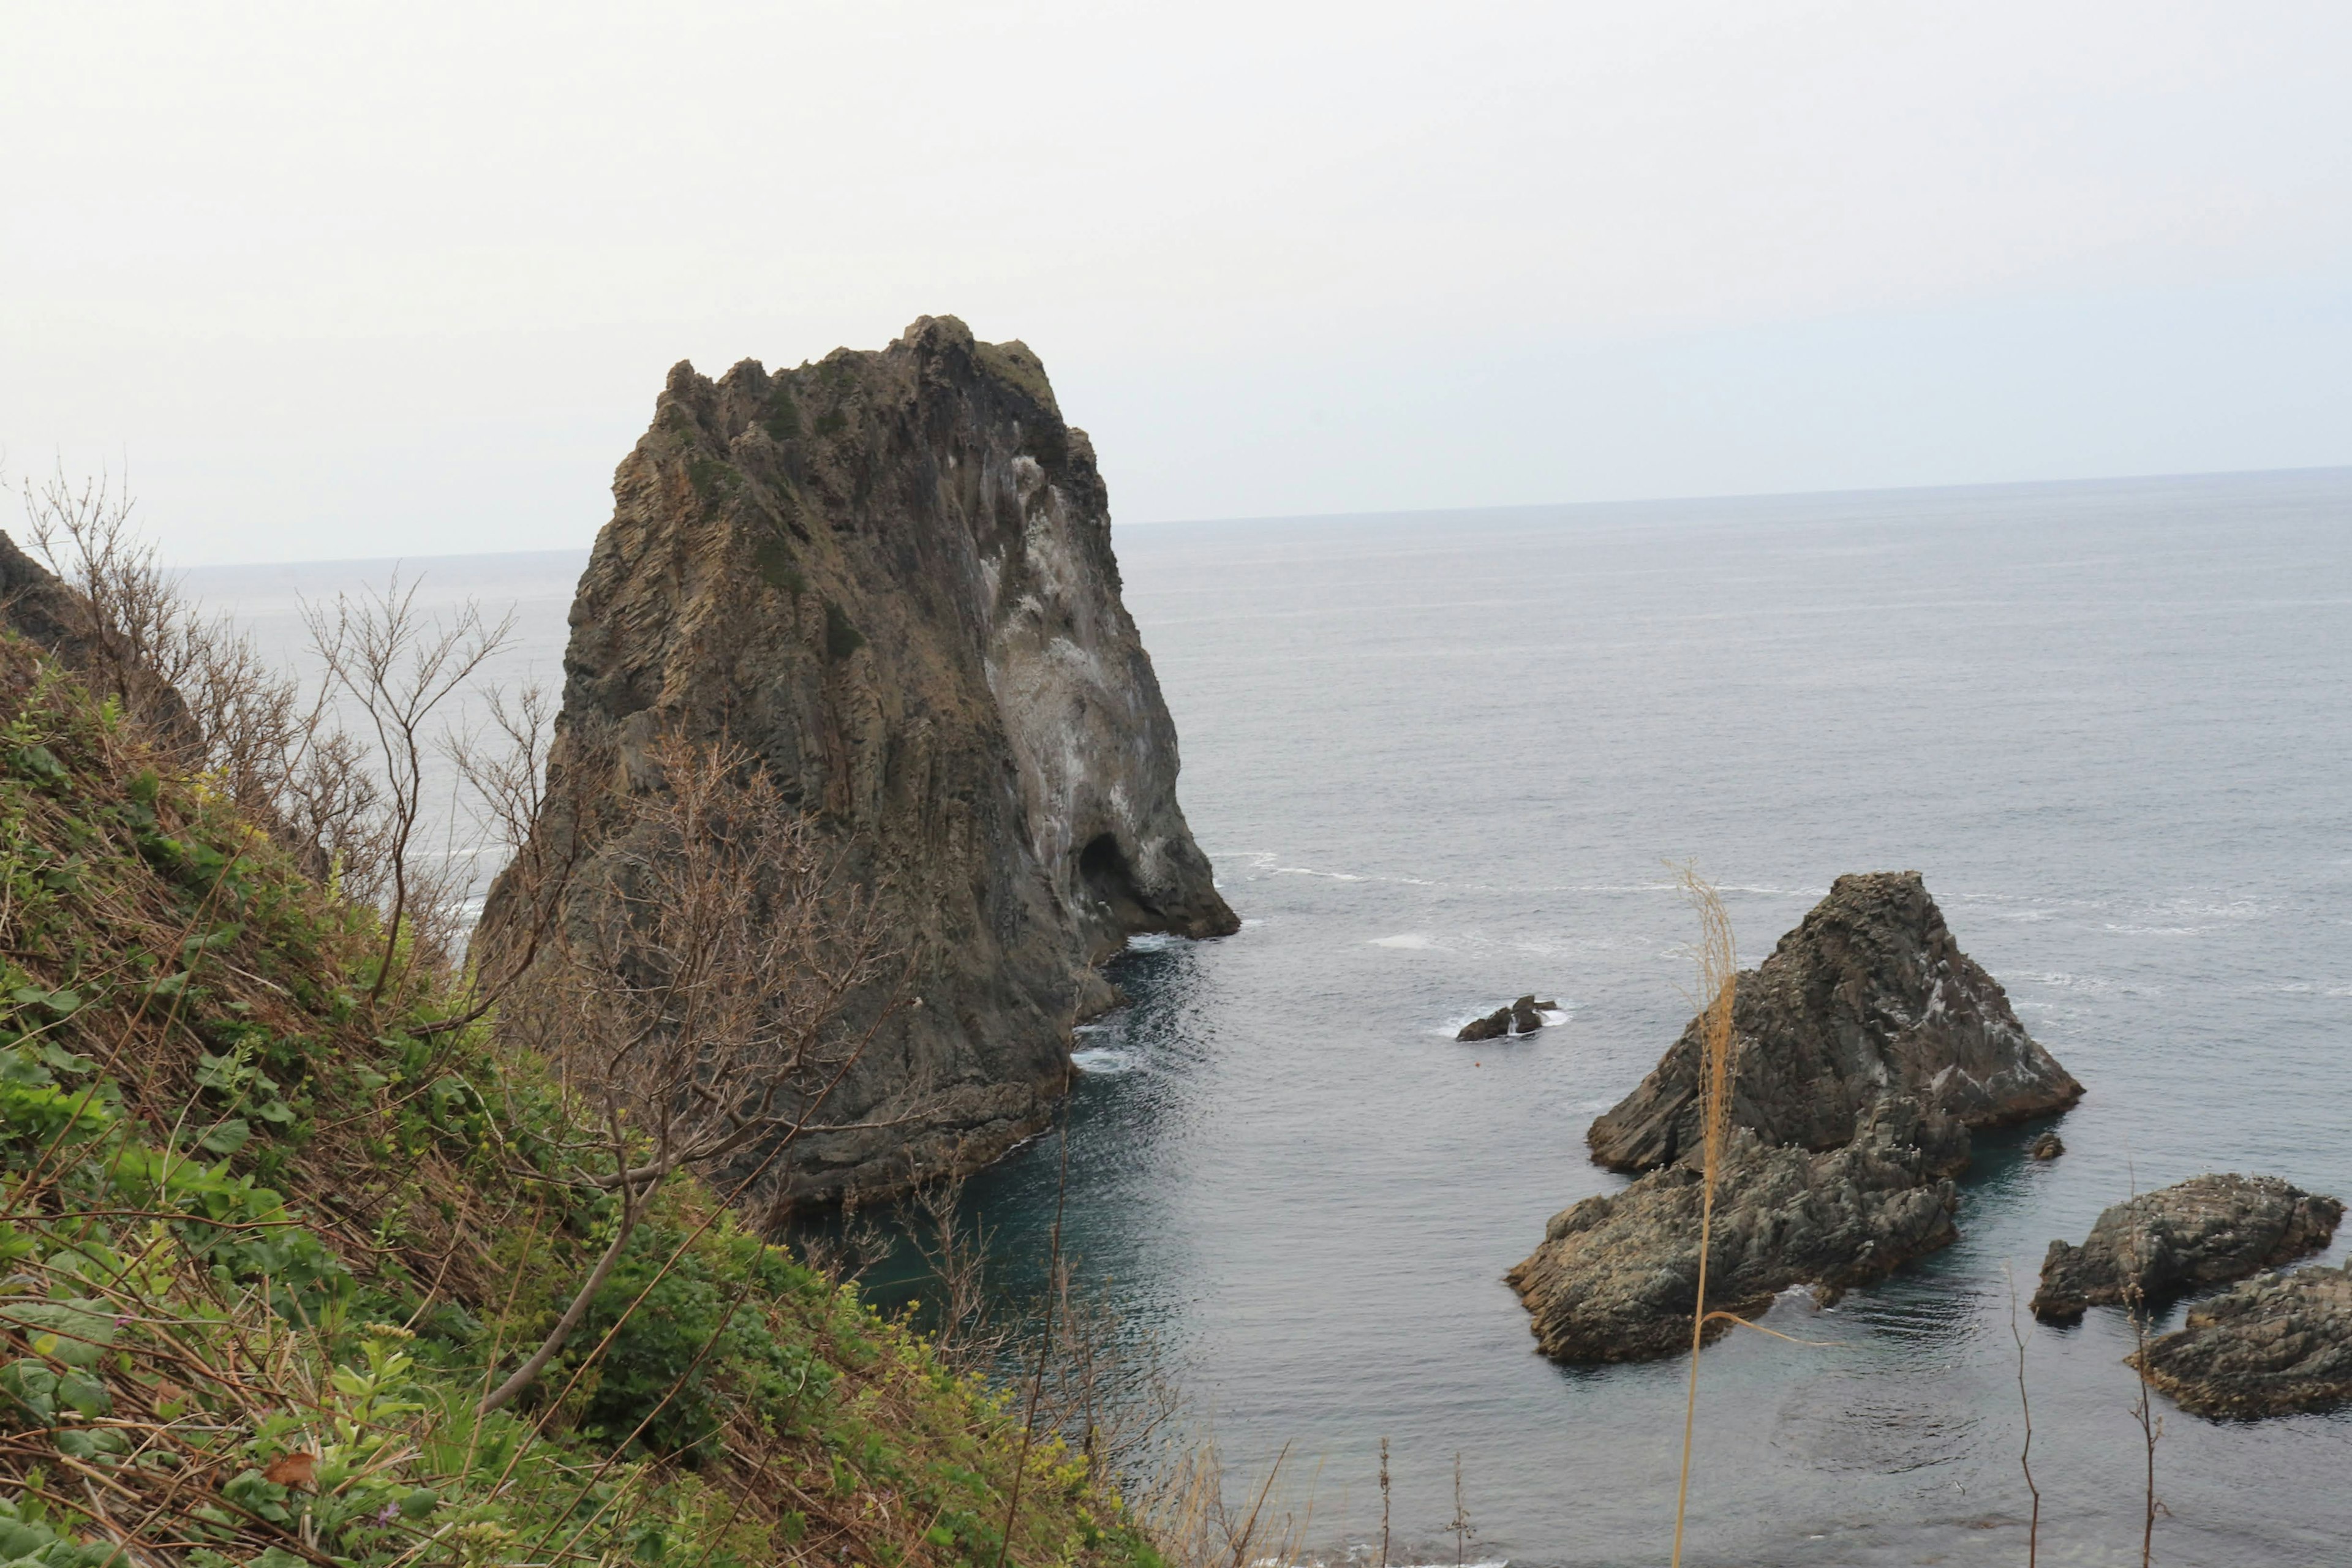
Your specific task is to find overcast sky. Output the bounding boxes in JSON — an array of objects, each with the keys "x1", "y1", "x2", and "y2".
[{"x1": 4, "y1": 1, "x2": 2348, "y2": 564}]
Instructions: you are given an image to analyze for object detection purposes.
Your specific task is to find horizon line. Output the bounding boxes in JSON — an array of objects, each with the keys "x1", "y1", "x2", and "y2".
[{"x1": 162, "y1": 459, "x2": 2352, "y2": 573}]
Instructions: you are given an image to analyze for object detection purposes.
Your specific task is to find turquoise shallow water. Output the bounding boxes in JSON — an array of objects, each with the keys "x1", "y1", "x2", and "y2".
[{"x1": 187, "y1": 467, "x2": 2352, "y2": 1565}]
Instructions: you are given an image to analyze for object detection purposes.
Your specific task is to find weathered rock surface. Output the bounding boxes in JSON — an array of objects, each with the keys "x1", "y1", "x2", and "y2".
[
  {"x1": 2135, "y1": 1263, "x2": 2352, "y2": 1419},
  {"x1": 2032, "y1": 1175, "x2": 2342, "y2": 1323},
  {"x1": 2029, "y1": 1132, "x2": 2065, "y2": 1161},
  {"x1": 1457, "y1": 995, "x2": 1556, "y2": 1042},
  {"x1": 481, "y1": 316, "x2": 1235, "y2": 1207},
  {"x1": 1588, "y1": 872, "x2": 2081, "y2": 1173},
  {"x1": 1508, "y1": 1098, "x2": 1966, "y2": 1362},
  {"x1": 0, "y1": 532, "x2": 89, "y2": 661}
]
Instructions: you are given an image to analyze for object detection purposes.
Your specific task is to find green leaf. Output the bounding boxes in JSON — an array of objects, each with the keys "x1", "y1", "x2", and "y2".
[
  {"x1": 198, "y1": 1120, "x2": 252, "y2": 1156},
  {"x1": 55, "y1": 1367, "x2": 110, "y2": 1419},
  {"x1": 7, "y1": 746, "x2": 66, "y2": 783},
  {"x1": 396, "y1": 1487, "x2": 439, "y2": 1520},
  {"x1": 182, "y1": 924, "x2": 244, "y2": 959},
  {"x1": 37, "y1": 1045, "x2": 94, "y2": 1076},
  {"x1": 0, "y1": 1299, "x2": 115, "y2": 1368},
  {"x1": 0, "y1": 1359, "x2": 58, "y2": 1422}
]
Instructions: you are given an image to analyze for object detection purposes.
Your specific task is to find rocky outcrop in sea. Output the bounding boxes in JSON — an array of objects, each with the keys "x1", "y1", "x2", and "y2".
[
  {"x1": 1508, "y1": 1097, "x2": 1966, "y2": 1361},
  {"x1": 1512, "y1": 872, "x2": 2080, "y2": 1362},
  {"x1": 1588, "y1": 871, "x2": 2081, "y2": 1172},
  {"x1": 2032, "y1": 1174, "x2": 2342, "y2": 1323},
  {"x1": 1458, "y1": 995, "x2": 1555, "y2": 1041},
  {"x1": 480, "y1": 316, "x2": 1235, "y2": 1207},
  {"x1": 2135, "y1": 1262, "x2": 2352, "y2": 1419}
]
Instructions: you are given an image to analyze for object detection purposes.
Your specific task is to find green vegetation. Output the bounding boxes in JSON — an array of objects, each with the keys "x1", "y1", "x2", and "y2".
[
  {"x1": 753, "y1": 532, "x2": 807, "y2": 597},
  {"x1": 761, "y1": 386, "x2": 802, "y2": 444},
  {"x1": 823, "y1": 603, "x2": 865, "y2": 663},
  {"x1": 969, "y1": 344, "x2": 1056, "y2": 415},
  {"x1": 0, "y1": 637, "x2": 1155, "y2": 1566},
  {"x1": 685, "y1": 453, "x2": 737, "y2": 503}
]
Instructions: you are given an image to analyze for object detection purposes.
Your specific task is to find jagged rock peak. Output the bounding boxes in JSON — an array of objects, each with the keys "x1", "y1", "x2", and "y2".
[
  {"x1": 1586, "y1": 871, "x2": 2081, "y2": 1172},
  {"x1": 484, "y1": 317, "x2": 1235, "y2": 1207}
]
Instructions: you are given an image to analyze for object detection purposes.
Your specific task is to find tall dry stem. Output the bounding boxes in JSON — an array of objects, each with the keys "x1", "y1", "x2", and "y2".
[
  {"x1": 1668, "y1": 861, "x2": 1738, "y2": 1568},
  {"x1": 2006, "y1": 1262, "x2": 2041, "y2": 1566},
  {"x1": 2120, "y1": 1159, "x2": 2165, "y2": 1566}
]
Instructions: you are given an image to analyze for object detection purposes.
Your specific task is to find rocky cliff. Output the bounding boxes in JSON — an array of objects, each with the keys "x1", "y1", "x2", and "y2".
[
  {"x1": 483, "y1": 315, "x2": 1235, "y2": 1207},
  {"x1": 0, "y1": 532, "x2": 89, "y2": 660}
]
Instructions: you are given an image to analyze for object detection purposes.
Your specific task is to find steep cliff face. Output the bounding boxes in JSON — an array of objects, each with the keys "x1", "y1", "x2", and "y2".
[{"x1": 489, "y1": 315, "x2": 1235, "y2": 1206}]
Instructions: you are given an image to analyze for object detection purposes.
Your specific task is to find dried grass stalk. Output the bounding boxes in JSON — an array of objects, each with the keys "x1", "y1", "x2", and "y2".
[{"x1": 1668, "y1": 862, "x2": 1737, "y2": 1568}]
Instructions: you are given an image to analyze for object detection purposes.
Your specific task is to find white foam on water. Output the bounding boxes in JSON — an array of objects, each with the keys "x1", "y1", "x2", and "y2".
[
  {"x1": 1123, "y1": 931, "x2": 1178, "y2": 952},
  {"x1": 1070, "y1": 1047, "x2": 1137, "y2": 1074},
  {"x1": 1371, "y1": 933, "x2": 1438, "y2": 949}
]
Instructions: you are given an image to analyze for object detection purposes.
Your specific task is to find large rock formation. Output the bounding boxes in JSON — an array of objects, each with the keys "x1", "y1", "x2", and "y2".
[
  {"x1": 1513, "y1": 873, "x2": 2081, "y2": 1362},
  {"x1": 2032, "y1": 1174, "x2": 2342, "y2": 1323},
  {"x1": 483, "y1": 316, "x2": 1235, "y2": 1207},
  {"x1": 1509, "y1": 1098, "x2": 1966, "y2": 1362},
  {"x1": 2136, "y1": 1263, "x2": 2352, "y2": 1419},
  {"x1": 1588, "y1": 871, "x2": 2081, "y2": 1172}
]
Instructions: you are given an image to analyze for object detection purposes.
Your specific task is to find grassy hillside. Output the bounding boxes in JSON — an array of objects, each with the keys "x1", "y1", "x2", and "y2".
[{"x1": 0, "y1": 632, "x2": 1156, "y2": 1567}]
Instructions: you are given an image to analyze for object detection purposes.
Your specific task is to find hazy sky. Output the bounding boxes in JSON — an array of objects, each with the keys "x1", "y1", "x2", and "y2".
[{"x1": 5, "y1": 1, "x2": 2348, "y2": 564}]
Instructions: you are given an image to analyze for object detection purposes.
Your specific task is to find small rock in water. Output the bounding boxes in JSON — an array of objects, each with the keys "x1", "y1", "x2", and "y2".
[
  {"x1": 1457, "y1": 1009, "x2": 1510, "y2": 1042},
  {"x1": 2031, "y1": 1174, "x2": 2342, "y2": 1324},
  {"x1": 1457, "y1": 995, "x2": 1556, "y2": 1042},
  {"x1": 2029, "y1": 1132, "x2": 2065, "y2": 1161}
]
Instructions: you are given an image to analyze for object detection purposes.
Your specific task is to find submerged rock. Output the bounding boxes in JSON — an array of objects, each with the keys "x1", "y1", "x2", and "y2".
[
  {"x1": 1508, "y1": 1098, "x2": 1966, "y2": 1362},
  {"x1": 479, "y1": 317, "x2": 1235, "y2": 1208},
  {"x1": 1457, "y1": 995, "x2": 1556, "y2": 1042},
  {"x1": 2031, "y1": 1174, "x2": 2342, "y2": 1324},
  {"x1": 2135, "y1": 1263, "x2": 2352, "y2": 1419},
  {"x1": 1587, "y1": 872, "x2": 2082, "y2": 1173}
]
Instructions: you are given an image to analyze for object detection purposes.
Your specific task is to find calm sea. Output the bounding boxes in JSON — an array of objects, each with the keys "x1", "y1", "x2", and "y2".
[{"x1": 184, "y1": 467, "x2": 2352, "y2": 1567}]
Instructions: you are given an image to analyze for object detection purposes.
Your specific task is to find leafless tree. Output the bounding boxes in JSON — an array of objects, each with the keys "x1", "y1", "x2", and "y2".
[
  {"x1": 303, "y1": 575, "x2": 513, "y2": 1010},
  {"x1": 421, "y1": 682, "x2": 588, "y2": 1036},
  {"x1": 907, "y1": 1167, "x2": 1009, "y2": 1366},
  {"x1": 1036, "y1": 1254, "x2": 1185, "y2": 1487},
  {"x1": 18, "y1": 461, "x2": 390, "y2": 892},
  {"x1": 478, "y1": 731, "x2": 901, "y2": 1414},
  {"x1": 19, "y1": 462, "x2": 193, "y2": 731}
]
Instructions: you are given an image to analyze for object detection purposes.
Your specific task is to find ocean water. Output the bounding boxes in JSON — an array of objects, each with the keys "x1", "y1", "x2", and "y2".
[{"x1": 186, "y1": 467, "x2": 2352, "y2": 1566}]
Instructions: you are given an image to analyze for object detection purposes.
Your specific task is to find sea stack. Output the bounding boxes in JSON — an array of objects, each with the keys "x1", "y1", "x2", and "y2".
[
  {"x1": 1512, "y1": 872, "x2": 2081, "y2": 1363},
  {"x1": 1586, "y1": 871, "x2": 2081, "y2": 1172},
  {"x1": 481, "y1": 317, "x2": 1235, "y2": 1208}
]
